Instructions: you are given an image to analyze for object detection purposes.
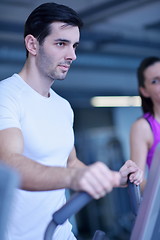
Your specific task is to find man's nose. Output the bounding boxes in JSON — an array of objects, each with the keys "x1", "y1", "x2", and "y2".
[{"x1": 65, "y1": 47, "x2": 77, "y2": 61}]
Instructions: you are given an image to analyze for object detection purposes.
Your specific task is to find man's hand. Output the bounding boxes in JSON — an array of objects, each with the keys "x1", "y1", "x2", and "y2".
[
  {"x1": 119, "y1": 160, "x2": 143, "y2": 187},
  {"x1": 69, "y1": 161, "x2": 121, "y2": 199}
]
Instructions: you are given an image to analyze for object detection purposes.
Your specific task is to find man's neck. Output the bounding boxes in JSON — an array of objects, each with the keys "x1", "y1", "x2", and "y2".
[{"x1": 19, "y1": 61, "x2": 54, "y2": 97}]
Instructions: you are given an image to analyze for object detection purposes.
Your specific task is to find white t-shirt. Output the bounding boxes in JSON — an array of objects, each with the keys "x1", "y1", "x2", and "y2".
[{"x1": 0, "y1": 74, "x2": 76, "y2": 240}]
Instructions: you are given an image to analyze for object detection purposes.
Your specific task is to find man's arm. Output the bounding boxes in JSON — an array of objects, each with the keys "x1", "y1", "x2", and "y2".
[
  {"x1": 0, "y1": 128, "x2": 121, "y2": 199},
  {"x1": 67, "y1": 146, "x2": 86, "y2": 168},
  {"x1": 0, "y1": 128, "x2": 75, "y2": 191},
  {"x1": 0, "y1": 128, "x2": 143, "y2": 199},
  {"x1": 67, "y1": 146, "x2": 121, "y2": 198},
  {"x1": 67, "y1": 147, "x2": 143, "y2": 197}
]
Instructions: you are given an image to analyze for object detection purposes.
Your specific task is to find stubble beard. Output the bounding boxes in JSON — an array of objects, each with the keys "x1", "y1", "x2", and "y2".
[
  {"x1": 38, "y1": 46, "x2": 70, "y2": 81},
  {"x1": 48, "y1": 68, "x2": 68, "y2": 81}
]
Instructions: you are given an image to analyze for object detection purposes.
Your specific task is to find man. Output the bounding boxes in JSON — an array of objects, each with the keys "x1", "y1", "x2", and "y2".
[{"x1": 0, "y1": 2, "x2": 143, "y2": 240}]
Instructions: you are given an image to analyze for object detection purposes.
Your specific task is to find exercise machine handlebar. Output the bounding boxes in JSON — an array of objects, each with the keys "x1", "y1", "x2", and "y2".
[
  {"x1": 44, "y1": 181, "x2": 141, "y2": 240},
  {"x1": 44, "y1": 191, "x2": 92, "y2": 240},
  {"x1": 53, "y1": 191, "x2": 92, "y2": 225},
  {"x1": 127, "y1": 180, "x2": 141, "y2": 216}
]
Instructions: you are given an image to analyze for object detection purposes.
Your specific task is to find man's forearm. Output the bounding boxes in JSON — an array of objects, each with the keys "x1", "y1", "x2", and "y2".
[{"x1": 2, "y1": 153, "x2": 73, "y2": 191}]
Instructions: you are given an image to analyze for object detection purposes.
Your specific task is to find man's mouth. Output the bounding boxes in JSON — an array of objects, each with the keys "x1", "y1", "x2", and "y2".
[{"x1": 58, "y1": 64, "x2": 70, "y2": 72}]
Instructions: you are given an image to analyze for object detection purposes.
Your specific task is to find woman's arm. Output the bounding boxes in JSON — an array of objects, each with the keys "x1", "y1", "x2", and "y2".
[{"x1": 129, "y1": 118, "x2": 153, "y2": 190}]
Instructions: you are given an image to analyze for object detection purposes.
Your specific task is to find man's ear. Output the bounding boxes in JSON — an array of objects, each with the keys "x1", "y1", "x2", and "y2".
[
  {"x1": 25, "y1": 34, "x2": 38, "y2": 56},
  {"x1": 139, "y1": 86, "x2": 150, "y2": 98}
]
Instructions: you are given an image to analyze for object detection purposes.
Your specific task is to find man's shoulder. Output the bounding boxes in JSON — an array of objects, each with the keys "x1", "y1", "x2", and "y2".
[
  {"x1": 0, "y1": 74, "x2": 24, "y2": 102},
  {"x1": 0, "y1": 74, "x2": 20, "y2": 89},
  {"x1": 1, "y1": 73, "x2": 17, "y2": 82},
  {"x1": 1, "y1": 73, "x2": 23, "y2": 87}
]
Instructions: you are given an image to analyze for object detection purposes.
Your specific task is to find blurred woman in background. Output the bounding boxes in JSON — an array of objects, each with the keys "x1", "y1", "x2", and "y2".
[{"x1": 130, "y1": 56, "x2": 160, "y2": 191}]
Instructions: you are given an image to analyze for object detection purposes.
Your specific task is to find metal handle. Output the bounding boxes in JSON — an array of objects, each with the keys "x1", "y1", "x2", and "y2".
[
  {"x1": 127, "y1": 180, "x2": 141, "y2": 216},
  {"x1": 44, "y1": 191, "x2": 92, "y2": 240},
  {"x1": 52, "y1": 191, "x2": 92, "y2": 225},
  {"x1": 44, "y1": 178, "x2": 141, "y2": 240}
]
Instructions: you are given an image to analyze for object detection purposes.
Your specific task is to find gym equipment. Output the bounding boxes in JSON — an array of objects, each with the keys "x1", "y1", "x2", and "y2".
[
  {"x1": 127, "y1": 176, "x2": 141, "y2": 216},
  {"x1": 44, "y1": 192, "x2": 92, "y2": 239},
  {"x1": 43, "y1": 191, "x2": 108, "y2": 240},
  {"x1": 44, "y1": 181, "x2": 140, "y2": 240},
  {"x1": 4, "y1": 142, "x2": 160, "y2": 240},
  {"x1": 130, "y1": 143, "x2": 160, "y2": 240},
  {"x1": 0, "y1": 163, "x2": 20, "y2": 240}
]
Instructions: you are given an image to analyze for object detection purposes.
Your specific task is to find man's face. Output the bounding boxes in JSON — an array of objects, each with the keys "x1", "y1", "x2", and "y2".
[{"x1": 36, "y1": 22, "x2": 80, "y2": 81}]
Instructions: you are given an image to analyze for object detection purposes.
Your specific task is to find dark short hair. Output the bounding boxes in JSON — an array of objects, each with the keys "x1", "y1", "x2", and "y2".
[
  {"x1": 137, "y1": 56, "x2": 160, "y2": 115},
  {"x1": 24, "y1": 2, "x2": 83, "y2": 56}
]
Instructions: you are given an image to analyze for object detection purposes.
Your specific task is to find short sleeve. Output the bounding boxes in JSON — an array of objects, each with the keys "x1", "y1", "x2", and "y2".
[{"x1": 0, "y1": 86, "x2": 21, "y2": 130}]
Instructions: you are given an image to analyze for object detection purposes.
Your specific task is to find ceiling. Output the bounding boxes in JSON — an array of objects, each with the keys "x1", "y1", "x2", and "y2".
[{"x1": 0, "y1": 0, "x2": 160, "y2": 107}]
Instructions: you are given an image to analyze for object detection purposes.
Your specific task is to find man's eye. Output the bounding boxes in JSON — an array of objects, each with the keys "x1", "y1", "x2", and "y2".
[
  {"x1": 74, "y1": 44, "x2": 79, "y2": 49},
  {"x1": 152, "y1": 79, "x2": 160, "y2": 84},
  {"x1": 57, "y1": 42, "x2": 65, "y2": 46}
]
